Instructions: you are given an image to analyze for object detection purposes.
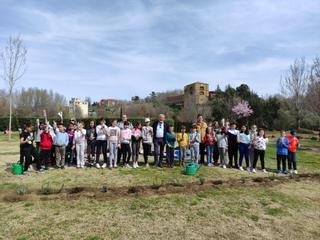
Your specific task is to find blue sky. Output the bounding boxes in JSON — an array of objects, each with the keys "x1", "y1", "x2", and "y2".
[{"x1": 0, "y1": 0, "x2": 320, "y2": 101}]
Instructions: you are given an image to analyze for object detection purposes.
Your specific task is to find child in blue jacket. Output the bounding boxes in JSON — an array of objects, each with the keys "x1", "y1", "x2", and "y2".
[{"x1": 276, "y1": 130, "x2": 289, "y2": 174}]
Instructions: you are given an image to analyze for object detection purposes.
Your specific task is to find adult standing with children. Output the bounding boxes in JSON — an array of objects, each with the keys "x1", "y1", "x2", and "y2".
[
  {"x1": 152, "y1": 114, "x2": 168, "y2": 168},
  {"x1": 195, "y1": 114, "x2": 208, "y2": 164}
]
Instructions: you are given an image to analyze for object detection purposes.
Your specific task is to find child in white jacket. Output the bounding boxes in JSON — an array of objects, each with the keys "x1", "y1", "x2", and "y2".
[
  {"x1": 107, "y1": 119, "x2": 121, "y2": 168},
  {"x1": 73, "y1": 122, "x2": 86, "y2": 168}
]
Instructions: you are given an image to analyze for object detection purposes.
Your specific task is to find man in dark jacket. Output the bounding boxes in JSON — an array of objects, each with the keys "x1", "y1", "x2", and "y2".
[{"x1": 152, "y1": 114, "x2": 168, "y2": 167}]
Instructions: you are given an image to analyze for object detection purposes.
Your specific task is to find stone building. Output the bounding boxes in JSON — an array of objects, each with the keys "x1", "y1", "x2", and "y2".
[{"x1": 69, "y1": 98, "x2": 89, "y2": 118}]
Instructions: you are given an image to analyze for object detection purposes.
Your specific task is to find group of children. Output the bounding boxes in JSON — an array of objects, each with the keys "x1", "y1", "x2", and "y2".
[{"x1": 19, "y1": 114, "x2": 300, "y2": 175}]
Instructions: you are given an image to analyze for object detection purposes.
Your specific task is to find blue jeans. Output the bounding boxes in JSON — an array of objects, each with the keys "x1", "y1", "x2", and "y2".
[
  {"x1": 288, "y1": 151, "x2": 297, "y2": 170},
  {"x1": 239, "y1": 143, "x2": 250, "y2": 168},
  {"x1": 206, "y1": 145, "x2": 214, "y2": 164}
]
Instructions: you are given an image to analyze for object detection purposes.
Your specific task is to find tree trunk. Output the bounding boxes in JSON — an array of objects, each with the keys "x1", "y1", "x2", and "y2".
[{"x1": 8, "y1": 91, "x2": 12, "y2": 140}]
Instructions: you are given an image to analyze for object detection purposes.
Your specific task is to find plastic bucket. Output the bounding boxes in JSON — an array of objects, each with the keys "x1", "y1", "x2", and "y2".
[{"x1": 12, "y1": 163, "x2": 23, "y2": 175}]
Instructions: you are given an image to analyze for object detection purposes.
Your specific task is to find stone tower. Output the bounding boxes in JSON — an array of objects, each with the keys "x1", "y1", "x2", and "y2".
[{"x1": 183, "y1": 82, "x2": 209, "y2": 107}]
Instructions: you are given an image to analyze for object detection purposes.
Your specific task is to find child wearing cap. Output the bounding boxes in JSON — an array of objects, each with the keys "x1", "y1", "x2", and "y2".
[
  {"x1": 287, "y1": 130, "x2": 299, "y2": 174},
  {"x1": 142, "y1": 118, "x2": 153, "y2": 167},
  {"x1": 177, "y1": 125, "x2": 188, "y2": 166}
]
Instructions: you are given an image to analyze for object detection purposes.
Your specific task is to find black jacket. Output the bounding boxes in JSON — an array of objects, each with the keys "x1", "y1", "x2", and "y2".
[{"x1": 152, "y1": 121, "x2": 168, "y2": 141}]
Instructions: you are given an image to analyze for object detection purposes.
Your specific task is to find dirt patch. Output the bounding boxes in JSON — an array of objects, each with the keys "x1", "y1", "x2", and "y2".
[{"x1": 2, "y1": 173, "x2": 319, "y2": 203}]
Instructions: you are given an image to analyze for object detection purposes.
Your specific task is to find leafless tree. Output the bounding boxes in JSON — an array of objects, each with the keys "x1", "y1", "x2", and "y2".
[
  {"x1": 281, "y1": 58, "x2": 309, "y2": 129},
  {"x1": 0, "y1": 36, "x2": 27, "y2": 139},
  {"x1": 306, "y1": 57, "x2": 320, "y2": 115}
]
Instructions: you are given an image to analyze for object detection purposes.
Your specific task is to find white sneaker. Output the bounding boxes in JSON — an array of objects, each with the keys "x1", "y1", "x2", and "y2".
[
  {"x1": 239, "y1": 166, "x2": 243, "y2": 171},
  {"x1": 246, "y1": 167, "x2": 250, "y2": 172},
  {"x1": 96, "y1": 163, "x2": 101, "y2": 169},
  {"x1": 252, "y1": 168, "x2": 256, "y2": 173},
  {"x1": 133, "y1": 163, "x2": 137, "y2": 169},
  {"x1": 294, "y1": 170, "x2": 298, "y2": 174},
  {"x1": 145, "y1": 163, "x2": 150, "y2": 168},
  {"x1": 262, "y1": 169, "x2": 267, "y2": 173},
  {"x1": 114, "y1": 164, "x2": 118, "y2": 168},
  {"x1": 289, "y1": 169, "x2": 293, "y2": 174},
  {"x1": 136, "y1": 162, "x2": 139, "y2": 168},
  {"x1": 109, "y1": 165, "x2": 113, "y2": 169},
  {"x1": 223, "y1": 165, "x2": 226, "y2": 169},
  {"x1": 125, "y1": 164, "x2": 132, "y2": 168},
  {"x1": 102, "y1": 163, "x2": 107, "y2": 169}
]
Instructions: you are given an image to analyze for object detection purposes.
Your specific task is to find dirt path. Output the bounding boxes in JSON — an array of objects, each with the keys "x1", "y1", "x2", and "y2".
[{"x1": 2, "y1": 173, "x2": 320, "y2": 203}]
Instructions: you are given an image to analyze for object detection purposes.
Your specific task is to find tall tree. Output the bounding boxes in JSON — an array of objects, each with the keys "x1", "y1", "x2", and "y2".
[
  {"x1": 280, "y1": 58, "x2": 309, "y2": 129},
  {"x1": 0, "y1": 36, "x2": 27, "y2": 140}
]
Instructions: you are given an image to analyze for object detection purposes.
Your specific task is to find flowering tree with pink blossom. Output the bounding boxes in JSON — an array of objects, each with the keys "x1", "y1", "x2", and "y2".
[{"x1": 232, "y1": 100, "x2": 253, "y2": 119}]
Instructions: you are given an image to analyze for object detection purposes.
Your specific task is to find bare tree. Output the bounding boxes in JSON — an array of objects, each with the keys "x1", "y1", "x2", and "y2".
[
  {"x1": 0, "y1": 36, "x2": 27, "y2": 140},
  {"x1": 281, "y1": 58, "x2": 309, "y2": 129},
  {"x1": 306, "y1": 57, "x2": 320, "y2": 115}
]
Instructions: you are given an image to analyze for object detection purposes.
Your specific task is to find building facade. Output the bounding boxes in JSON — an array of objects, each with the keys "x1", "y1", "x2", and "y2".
[{"x1": 69, "y1": 98, "x2": 89, "y2": 118}]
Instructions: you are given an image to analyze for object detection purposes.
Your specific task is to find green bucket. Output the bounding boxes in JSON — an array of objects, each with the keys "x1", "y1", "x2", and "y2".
[
  {"x1": 185, "y1": 162, "x2": 200, "y2": 176},
  {"x1": 12, "y1": 162, "x2": 23, "y2": 175}
]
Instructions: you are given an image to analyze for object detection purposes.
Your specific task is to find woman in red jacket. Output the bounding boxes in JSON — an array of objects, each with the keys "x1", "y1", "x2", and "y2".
[{"x1": 40, "y1": 124, "x2": 54, "y2": 170}]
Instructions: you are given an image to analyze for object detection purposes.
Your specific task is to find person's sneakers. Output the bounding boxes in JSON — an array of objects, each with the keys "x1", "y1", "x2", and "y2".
[
  {"x1": 277, "y1": 170, "x2": 281, "y2": 174},
  {"x1": 136, "y1": 162, "x2": 139, "y2": 168},
  {"x1": 23, "y1": 171, "x2": 30, "y2": 176},
  {"x1": 96, "y1": 163, "x2": 101, "y2": 169},
  {"x1": 239, "y1": 166, "x2": 244, "y2": 171},
  {"x1": 282, "y1": 171, "x2": 288, "y2": 174},
  {"x1": 223, "y1": 165, "x2": 226, "y2": 169},
  {"x1": 294, "y1": 170, "x2": 298, "y2": 174},
  {"x1": 145, "y1": 163, "x2": 150, "y2": 168},
  {"x1": 109, "y1": 165, "x2": 113, "y2": 169},
  {"x1": 289, "y1": 169, "x2": 293, "y2": 174},
  {"x1": 246, "y1": 167, "x2": 250, "y2": 172},
  {"x1": 114, "y1": 164, "x2": 118, "y2": 168},
  {"x1": 125, "y1": 164, "x2": 132, "y2": 168},
  {"x1": 80, "y1": 166, "x2": 85, "y2": 169},
  {"x1": 133, "y1": 163, "x2": 137, "y2": 169},
  {"x1": 102, "y1": 163, "x2": 107, "y2": 169},
  {"x1": 262, "y1": 169, "x2": 267, "y2": 173},
  {"x1": 252, "y1": 168, "x2": 256, "y2": 173}
]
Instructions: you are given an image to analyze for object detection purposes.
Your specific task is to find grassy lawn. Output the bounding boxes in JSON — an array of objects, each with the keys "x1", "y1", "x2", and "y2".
[{"x1": 0, "y1": 132, "x2": 319, "y2": 239}]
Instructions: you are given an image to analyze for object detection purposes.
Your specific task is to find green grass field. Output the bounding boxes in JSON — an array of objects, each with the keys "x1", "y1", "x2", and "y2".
[{"x1": 0, "y1": 132, "x2": 320, "y2": 240}]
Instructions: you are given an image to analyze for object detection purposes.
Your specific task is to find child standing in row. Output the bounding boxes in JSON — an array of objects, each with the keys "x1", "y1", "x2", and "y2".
[
  {"x1": 204, "y1": 127, "x2": 215, "y2": 167},
  {"x1": 252, "y1": 129, "x2": 268, "y2": 173},
  {"x1": 216, "y1": 127, "x2": 228, "y2": 169},
  {"x1": 107, "y1": 119, "x2": 121, "y2": 168},
  {"x1": 238, "y1": 126, "x2": 251, "y2": 171},
  {"x1": 39, "y1": 123, "x2": 54, "y2": 171},
  {"x1": 142, "y1": 118, "x2": 153, "y2": 167},
  {"x1": 54, "y1": 122, "x2": 69, "y2": 169},
  {"x1": 165, "y1": 126, "x2": 176, "y2": 168},
  {"x1": 177, "y1": 125, "x2": 188, "y2": 166},
  {"x1": 287, "y1": 130, "x2": 299, "y2": 174},
  {"x1": 120, "y1": 122, "x2": 132, "y2": 168},
  {"x1": 131, "y1": 122, "x2": 142, "y2": 168},
  {"x1": 73, "y1": 122, "x2": 86, "y2": 168},
  {"x1": 276, "y1": 130, "x2": 289, "y2": 174},
  {"x1": 189, "y1": 124, "x2": 201, "y2": 163},
  {"x1": 86, "y1": 120, "x2": 96, "y2": 167}
]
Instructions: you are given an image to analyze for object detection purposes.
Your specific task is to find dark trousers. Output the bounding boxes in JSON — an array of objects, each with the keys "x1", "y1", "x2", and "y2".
[
  {"x1": 228, "y1": 145, "x2": 238, "y2": 168},
  {"x1": 288, "y1": 151, "x2": 297, "y2": 170},
  {"x1": 66, "y1": 145, "x2": 75, "y2": 165},
  {"x1": 40, "y1": 149, "x2": 51, "y2": 169},
  {"x1": 154, "y1": 138, "x2": 165, "y2": 166},
  {"x1": 166, "y1": 146, "x2": 175, "y2": 167},
  {"x1": 132, "y1": 141, "x2": 140, "y2": 163},
  {"x1": 87, "y1": 140, "x2": 96, "y2": 164},
  {"x1": 96, "y1": 140, "x2": 107, "y2": 164},
  {"x1": 142, "y1": 143, "x2": 152, "y2": 164},
  {"x1": 199, "y1": 143, "x2": 206, "y2": 164},
  {"x1": 213, "y1": 143, "x2": 219, "y2": 165},
  {"x1": 277, "y1": 154, "x2": 287, "y2": 172},
  {"x1": 20, "y1": 147, "x2": 40, "y2": 171},
  {"x1": 121, "y1": 143, "x2": 131, "y2": 164},
  {"x1": 239, "y1": 143, "x2": 250, "y2": 168},
  {"x1": 253, "y1": 149, "x2": 265, "y2": 169}
]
